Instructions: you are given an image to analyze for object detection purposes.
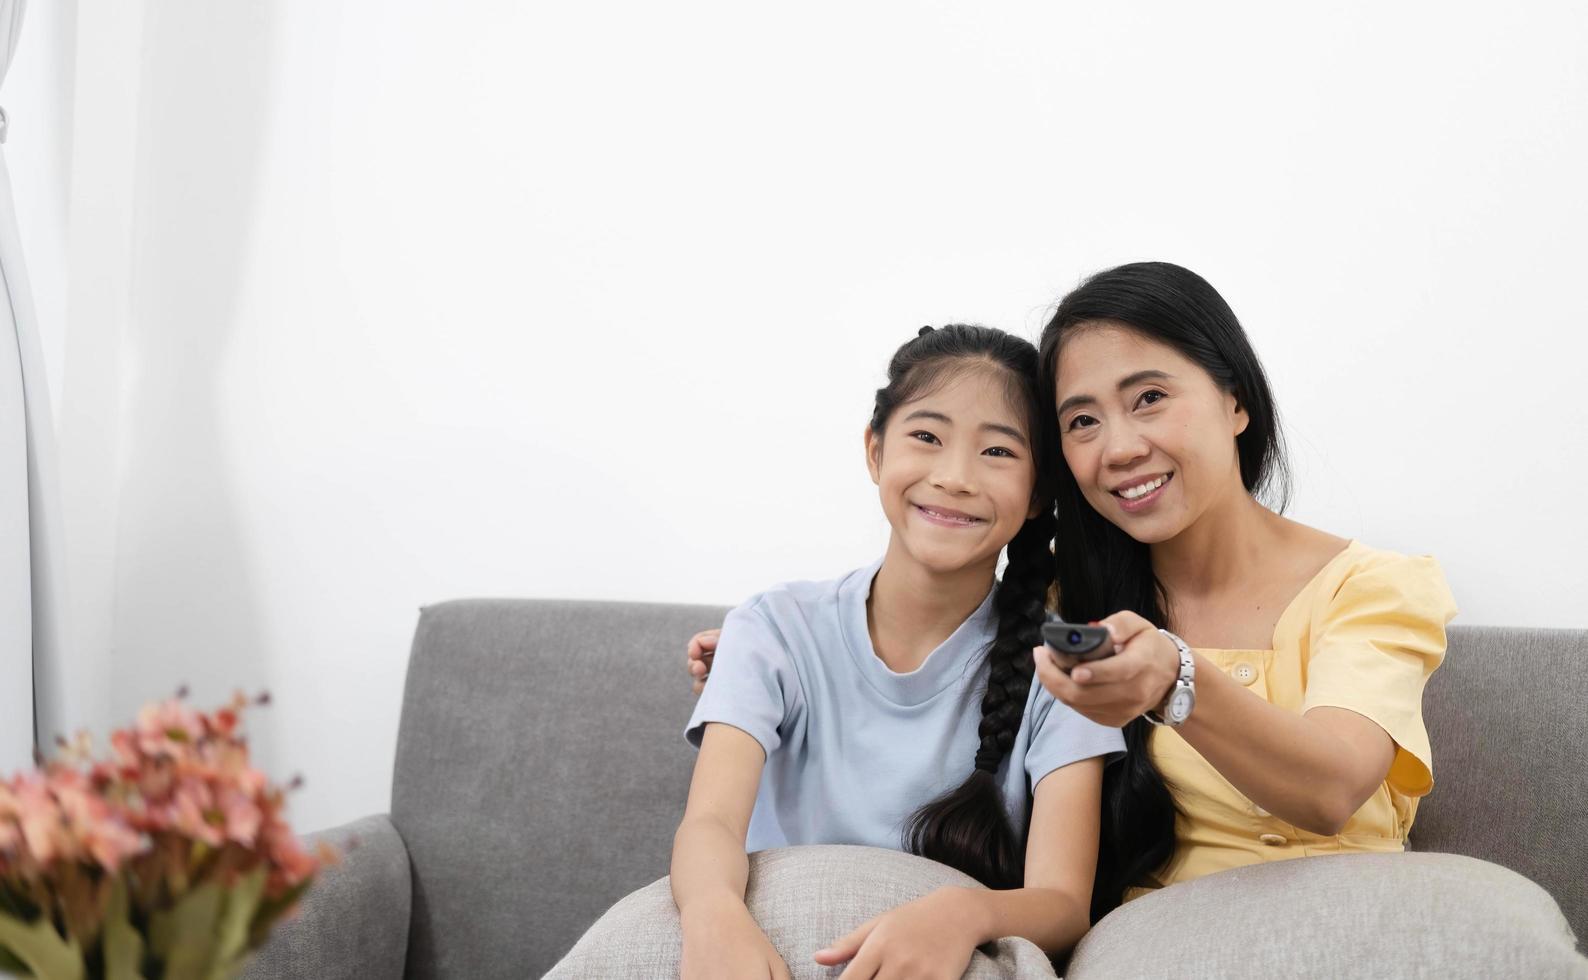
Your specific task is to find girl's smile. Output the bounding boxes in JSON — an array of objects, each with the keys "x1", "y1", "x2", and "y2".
[{"x1": 911, "y1": 502, "x2": 988, "y2": 528}]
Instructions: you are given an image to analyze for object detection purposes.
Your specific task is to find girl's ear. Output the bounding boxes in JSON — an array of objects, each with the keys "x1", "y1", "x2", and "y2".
[
  {"x1": 1026, "y1": 492, "x2": 1044, "y2": 521},
  {"x1": 864, "y1": 426, "x2": 883, "y2": 486}
]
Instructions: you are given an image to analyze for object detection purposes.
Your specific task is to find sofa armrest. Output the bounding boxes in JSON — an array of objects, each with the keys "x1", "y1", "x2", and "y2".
[
  {"x1": 239, "y1": 814, "x2": 412, "y2": 980},
  {"x1": 1068, "y1": 852, "x2": 1586, "y2": 979}
]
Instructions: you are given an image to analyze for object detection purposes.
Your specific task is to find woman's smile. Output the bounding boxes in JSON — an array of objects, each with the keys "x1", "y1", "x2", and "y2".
[{"x1": 1111, "y1": 472, "x2": 1174, "y2": 514}]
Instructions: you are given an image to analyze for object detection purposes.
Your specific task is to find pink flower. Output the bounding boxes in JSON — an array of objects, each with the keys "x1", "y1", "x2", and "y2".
[
  {"x1": 169, "y1": 779, "x2": 224, "y2": 847},
  {"x1": 12, "y1": 773, "x2": 67, "y2": 864},
  {"x1": 51, "y1": 771, "x2": 145, "y2": 871},
  {"x1": 3, "y1": 693, "x2": 331, "y2": 960},
  {"x1": 135, "y1": 699, "x2": 206, "y2": 759},
  {"x1": 218, "y1": 788, "x2": 263, "y2": 847},
  {"x1": 109, "y1": 729, "x2": 142, "y2": 768}
]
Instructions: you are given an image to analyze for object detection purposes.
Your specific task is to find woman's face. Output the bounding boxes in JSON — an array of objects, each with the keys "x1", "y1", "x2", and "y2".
[{"x1": 1053, "y1": 323, "x2": 1248, "y2": 544}]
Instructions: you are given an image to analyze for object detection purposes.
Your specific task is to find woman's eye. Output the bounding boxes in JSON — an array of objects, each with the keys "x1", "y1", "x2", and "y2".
[
  {"x1": 1066, "y1": 414, "x2": 1098, "y2": 431},
  {"x1": 1137, "y1": 390, "x2": 1166, "y2": 408},
  {"x1": 909, "y1": 430, "x2": 940, "y2": 445}
]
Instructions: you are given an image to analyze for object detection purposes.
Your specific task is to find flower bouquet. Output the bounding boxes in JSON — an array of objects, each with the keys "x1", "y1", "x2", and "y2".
[{"x1": 0, "y1": 692, "x2": 333, "y2": 980}]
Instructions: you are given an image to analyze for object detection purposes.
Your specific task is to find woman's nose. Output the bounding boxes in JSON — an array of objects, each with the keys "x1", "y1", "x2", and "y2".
[{"x1": 1102, "y1": 425, "x2": 1150, "y2": 468}]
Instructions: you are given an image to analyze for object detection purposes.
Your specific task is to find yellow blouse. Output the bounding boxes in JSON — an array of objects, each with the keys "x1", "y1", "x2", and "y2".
[{"x1": 1131, "y1": 540, "x2": 1458, "y2": 896}]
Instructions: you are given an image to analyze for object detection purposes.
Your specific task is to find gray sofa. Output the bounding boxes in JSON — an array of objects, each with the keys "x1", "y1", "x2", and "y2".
[{"x1": 243, "y1": 601, "x2": 1588, "y2": 978}]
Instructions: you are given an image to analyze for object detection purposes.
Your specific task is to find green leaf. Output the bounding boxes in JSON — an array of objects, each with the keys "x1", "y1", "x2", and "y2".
[
  {"x1": 101, "y1": 879, "x2": 146, "y2": 980},
  {"x1": 147, "y1": 883, "x2": 222, "y2": 980},
  {"x1": 0, "y1": 909, "x2": 86, "y2": 980},
  {"x1": 210, "y1": 870, "x2": 265, "y2": 970},
  {"x1": 0, "y1": 946, "x2": 31, "y2": 973}
]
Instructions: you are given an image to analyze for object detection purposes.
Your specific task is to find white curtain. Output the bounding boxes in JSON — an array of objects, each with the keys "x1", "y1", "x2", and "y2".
[{"x1": 1, "y1": 0, "x2": 63, "y2": 775}]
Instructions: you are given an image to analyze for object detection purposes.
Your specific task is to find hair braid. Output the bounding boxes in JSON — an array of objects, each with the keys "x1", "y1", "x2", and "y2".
[
  {"x1": 974, "y1": 509, "x2": 1055, "y2": 774},
  {"x1": 904, "y1": 503, "x2": 1056, "y2": 889}
]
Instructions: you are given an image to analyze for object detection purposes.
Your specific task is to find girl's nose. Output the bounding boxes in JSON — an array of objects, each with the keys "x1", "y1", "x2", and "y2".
[{"x1": 931, "y1": 454, "x2": 977, "y2": 494}]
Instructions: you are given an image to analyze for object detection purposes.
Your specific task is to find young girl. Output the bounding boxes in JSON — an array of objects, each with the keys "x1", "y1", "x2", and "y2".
[{"x1": 672, "y1": 325, "x2": 1122, "y2": 979}]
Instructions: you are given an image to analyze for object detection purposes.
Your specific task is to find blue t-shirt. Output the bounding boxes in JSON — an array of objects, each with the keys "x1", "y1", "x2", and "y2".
[{"x1": 686, "y1": 559, "x2": 1126, "y2": 853}]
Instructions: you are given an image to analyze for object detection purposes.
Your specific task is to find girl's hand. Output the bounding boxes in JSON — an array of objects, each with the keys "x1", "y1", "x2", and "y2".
[
  {"x1": 1033, "y1": 611, "x2": 1180, "y2": 727},
  {"x1": 681, "y1": 900, "x2": 791, "y2": 980},
  {"x1": 814, "y1": 887, "x2": 984, "y2": 980},
  {"x1": 686, "y1": 629, "x2": 720, "y2": 695}
]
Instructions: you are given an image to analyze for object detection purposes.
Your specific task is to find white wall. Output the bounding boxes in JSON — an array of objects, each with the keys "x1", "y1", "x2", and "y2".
[{"x1": 42, "y1": 0, "x2": 1588, "y2": 830}]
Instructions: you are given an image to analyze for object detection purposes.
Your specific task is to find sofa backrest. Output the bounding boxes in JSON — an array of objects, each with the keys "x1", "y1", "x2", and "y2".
[
  {"x1": 391, "y1": 599, "x2": 724, "y2": 980},
  {"x1": 390, "y1": 602, "x2": 1587, "y2": 978},
  {"x1": 1412, "y1": 625, "x2": 1586, "y2": 943}
]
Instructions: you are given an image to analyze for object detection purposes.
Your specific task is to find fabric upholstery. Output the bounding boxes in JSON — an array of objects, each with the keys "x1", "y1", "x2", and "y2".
[
  {"x1": 390, "y1": 599, "x2": 726, "y2": 979},
  {"x1": 544, "y1": 845, "x2": 1056, "y2": 979},
  {"x1": 1068, "y1": 852, "x2": 1586, "y2": 979},
  {"x1": 1413, "y1": 626, "x2": 1588, "y2": 944},
  {"x1": 240, "y1": 814, "x2": 411, "y2": 980}
]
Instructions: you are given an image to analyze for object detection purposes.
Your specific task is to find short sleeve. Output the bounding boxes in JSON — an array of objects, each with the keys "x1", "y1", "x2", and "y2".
[
  {"x1": 685, "y1": 598, "x2": 801, "y2": 759},
  {"x1": 1024, "y1": 687, "x2": 1127, "y2": 790},
  {"x1": 1300, "y1": 554, "x2": 1457, "y2": 797}
]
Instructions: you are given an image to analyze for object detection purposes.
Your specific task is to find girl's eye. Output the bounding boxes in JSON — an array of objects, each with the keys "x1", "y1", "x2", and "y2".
[
  {"x1": 909, "y1": 430, "x2": 940, "y2": 445},
  {"x1": 1137, "y1": 390, "x2": 1166, "y2": 408},
  {"x1": 1066, "y1": 414, "x2": 1098, "y2": 431},
  {"x1": 984, "y1": 447, "x2": 1017, "y2": 459}
]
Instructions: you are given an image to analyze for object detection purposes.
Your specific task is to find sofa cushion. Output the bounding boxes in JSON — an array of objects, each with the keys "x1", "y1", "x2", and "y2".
[
  {"x1": 544, "y1": 845, "x2": 1057, "y2": 979},
  {"x1": 1068, "y1": 852, "x2": 1586, "y2": 979}
]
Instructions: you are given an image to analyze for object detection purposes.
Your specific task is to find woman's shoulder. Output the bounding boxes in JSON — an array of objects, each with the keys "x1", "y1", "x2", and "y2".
[{"x1": 1286, "y1": 536, "x2": 1457, "y2": 636}]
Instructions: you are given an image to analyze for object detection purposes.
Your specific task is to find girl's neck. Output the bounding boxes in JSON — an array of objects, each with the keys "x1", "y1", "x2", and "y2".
[
  {"x1": 867, "y1": 537, "x2": 998, "y2": 674},
  {"x1": 1150, "y1": 476, "x2": 1277, "y2": 606}
]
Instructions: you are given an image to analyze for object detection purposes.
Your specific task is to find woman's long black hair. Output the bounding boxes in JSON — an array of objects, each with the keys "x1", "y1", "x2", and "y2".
[
  {"x1": 872, "y1": 324, "x2": 1058, "y2": 891},
  {"x1": 1036, "y1": 261, "x2": 1290, "y2": 918}
]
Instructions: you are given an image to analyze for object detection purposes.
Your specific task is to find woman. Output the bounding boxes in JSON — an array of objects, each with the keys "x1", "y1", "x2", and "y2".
[{"x1": 687, "y1": 262, "x2": 1456, "y2": 918}]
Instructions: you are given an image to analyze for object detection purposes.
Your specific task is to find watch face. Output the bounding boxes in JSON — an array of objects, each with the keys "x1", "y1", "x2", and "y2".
[{"x1": 1168, "y1": 687, "x2": 1195, "y2": 723}]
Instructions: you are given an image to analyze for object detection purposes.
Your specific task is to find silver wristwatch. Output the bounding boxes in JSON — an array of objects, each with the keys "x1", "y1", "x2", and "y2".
[{"x1": 1145, "y1": 629, "x2": 1196, "y2": 727}]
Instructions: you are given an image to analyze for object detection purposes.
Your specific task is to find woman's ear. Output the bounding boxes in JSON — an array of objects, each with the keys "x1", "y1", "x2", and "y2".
[
  {"x1": 1228, "y1": 390, "x2": 1250, "y2": 437},
  {"x1": 864, "y1": 426, "x2": 883, "y2": 486}
]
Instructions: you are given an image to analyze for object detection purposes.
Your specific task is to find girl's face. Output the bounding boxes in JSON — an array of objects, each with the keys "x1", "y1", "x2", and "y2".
[
  {"x1": 1054, "y1": 323, "x2": 1248, "y2": 544},
  {"x1": 866, "y1": 367, "x2": 1040, "y2": 577}
]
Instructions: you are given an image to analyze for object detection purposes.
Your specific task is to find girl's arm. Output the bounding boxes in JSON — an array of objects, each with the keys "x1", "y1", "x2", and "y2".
[
  {"x1": 814, "y1": 758, "x2": 1103, "y2": 978},
  {"x1": 967, "y1": 755, "x2": 1100, "y2": 951},
  {"x1": 1036, "y1": 612, "x2": 1395, "y2": 835},
  {"x1": 671, "y1": 723, "x2": 789, "y2": 980}
]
